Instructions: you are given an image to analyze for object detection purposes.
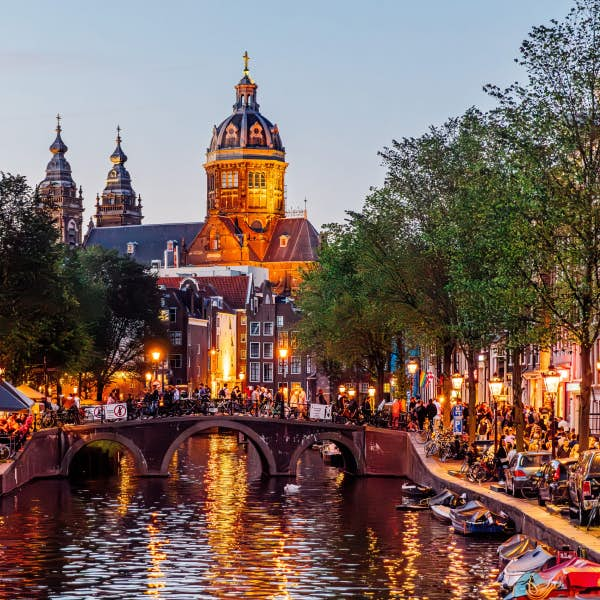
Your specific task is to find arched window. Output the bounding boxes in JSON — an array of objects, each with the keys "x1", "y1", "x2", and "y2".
[
  {"x1": 67, "y1": 220, "x2": 78, "y2": 246},
  {"x1": 225, "y1": 124, "x2": 238, "y2": 147},
  {"x1": 249, "y1": 124, "x2": 264, "y2": 145}
]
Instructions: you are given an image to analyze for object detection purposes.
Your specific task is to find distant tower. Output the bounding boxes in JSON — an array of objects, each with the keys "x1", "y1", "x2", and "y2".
[
  {"x1": 204, "y1": 50, "x2": 287, "y2": 231},
  {"x1": 94, "y1": 126, "x2": 143, "y2": 227},
  {"x1": 38, "y1": 114, "x2": 84, "y2": 246}
]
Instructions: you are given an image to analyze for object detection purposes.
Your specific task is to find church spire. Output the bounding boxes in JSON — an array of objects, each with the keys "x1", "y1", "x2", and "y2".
[
  {"x1": 94, "y1": 126, "x2": 143, "y2": 227},
  {"x1": 234, "y1": 50, "x2": 258, "y2": 112},
  {"x1": 38, "y1": 115, "x2": 83, "y2": 245}
]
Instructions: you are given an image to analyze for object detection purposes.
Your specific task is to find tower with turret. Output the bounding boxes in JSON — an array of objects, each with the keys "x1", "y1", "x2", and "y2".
[{"x1": 38, "y1": 115, "x2": 84, "y2": 246}]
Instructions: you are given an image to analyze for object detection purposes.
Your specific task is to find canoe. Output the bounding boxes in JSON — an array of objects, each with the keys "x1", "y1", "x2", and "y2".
[
  {"x1": 498, "y1": 545, "x2": 556, "y2": 590},
  {"x1": 396, "y1": 501, "x2": 430, "y2": 511},
  {"x1": 431, "y1": 504, "x2": 452, "y2": 523},
  {"x1": 497, "y1": 534, "x2": 539, "y2": 567}
]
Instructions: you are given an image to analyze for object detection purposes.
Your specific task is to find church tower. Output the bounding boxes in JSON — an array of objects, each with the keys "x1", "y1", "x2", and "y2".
[
  {"x1": 94, "y1": 127, "x2": 143, "y2": 227},
  {"x1": 205, "y1": 52, "x2": 287, "y2": 229},
  {"x1": 38, "y1": 115, "x2": 84, "y2": 246}
]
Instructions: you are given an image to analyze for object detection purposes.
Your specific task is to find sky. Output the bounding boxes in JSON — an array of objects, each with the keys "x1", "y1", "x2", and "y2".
[{"x1": 0, "y1": 0, "x2": 573, "y2": 230}]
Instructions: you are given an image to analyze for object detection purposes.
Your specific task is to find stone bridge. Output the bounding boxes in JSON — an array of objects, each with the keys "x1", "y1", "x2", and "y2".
[{"x1": 0, "y1": 415, "x2": 410, "y2": 495}]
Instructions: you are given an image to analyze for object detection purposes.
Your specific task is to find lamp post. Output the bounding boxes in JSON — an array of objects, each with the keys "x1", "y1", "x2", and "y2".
[
  {"x1": 543, "y1": 366, "x2": 561, "y2": 459},
  {"x1": 279, "y1": 347, "x2": 288, "y2": 416},
  {"x1": 151, "y1": 351, "x2": 161, "y2": 386},
  {"x1": 368, "y1": 385, "x2": 376, "y2": 414},
  {"x1": 450, "y1": 372, "x2": 465, "y2": 435},
  {"x1": 407, "y1": 359, "x2": 419, "y2": 398},
  {"x1": 489, "y1": 374, "x2": 503, "y2": 454},
  {"x1": 145, "y1": 372, "x2": 152, "y2": 390}
]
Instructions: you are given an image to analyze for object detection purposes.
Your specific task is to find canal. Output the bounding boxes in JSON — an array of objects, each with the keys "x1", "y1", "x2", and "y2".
[{"x1": 0, "y1": 432, "x2": 503, "y2": 599}]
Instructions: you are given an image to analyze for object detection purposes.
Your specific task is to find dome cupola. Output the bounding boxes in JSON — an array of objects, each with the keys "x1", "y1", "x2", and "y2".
[{"x1": 208, "y1": 52, "x2": 284, "y2": 156}]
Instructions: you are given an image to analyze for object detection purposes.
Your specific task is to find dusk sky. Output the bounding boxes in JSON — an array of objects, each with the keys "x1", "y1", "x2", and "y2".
[{"x1": 0, "y1": 1, "x2": 572, "y2": 230}]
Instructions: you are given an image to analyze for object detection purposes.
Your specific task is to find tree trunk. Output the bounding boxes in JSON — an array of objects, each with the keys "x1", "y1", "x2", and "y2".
[
  {"x1": 96, "y1": 380, "x2": 105, "y2": 403},
  {"x1": 442, "y1": 342, "x2": 454, "y2": 429},
  {"x1": 511, "y1": 347, "x2": 525, "y2": 452},
  {"x1": 579, "y1": 343, "x2": 592, "y2": 452},
  {"x1": 466, "y1": 349, "x2": 478, "y2": 442}
]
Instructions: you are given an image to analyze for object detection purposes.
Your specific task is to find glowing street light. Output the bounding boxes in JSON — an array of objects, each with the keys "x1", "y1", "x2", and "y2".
[
  {"x1": 488, "y1": 373, "x2": 503, "y2": 452},
  {"x1": 543, "y1": 366, "x2": 561, "y2": 459}
]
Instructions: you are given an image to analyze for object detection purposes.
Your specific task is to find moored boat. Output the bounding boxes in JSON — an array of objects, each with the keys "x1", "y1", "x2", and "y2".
[
  {"x1": 498, "y1": 545, "x2": 556, "y2": 590},
  {"x1": 401, "y1": 482, "x2": 435, "y2": 499},
  {"x1": 450, "y1": 502, "x2": 514, "y2": 535},
  {"x1": 431, "y1": 504, "x2": 452, "y2": 523},
  {"x1": 497, "y1": 534, "x2": 539, "y2": 567},
  {"x1": 427, "y1": 488, "x2": 466, "y2": 508},
  {"x1": 504, "y1": 558, "x2": 600, "y2": 599}
]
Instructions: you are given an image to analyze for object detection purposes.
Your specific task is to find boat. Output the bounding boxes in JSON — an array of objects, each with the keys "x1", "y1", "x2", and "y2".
[
  {"x1": 428, "y1": 489, "x2": 466, "y2": 508},
  {"x1": 321, "y1": 442, "x2": 343, "y2": 466},
  {"x1": 395, "y1": 499, "x2": 431, "y2": 511},
  {"x1": 498, "y1": 545, "x2": 556, "y2": 590},
  {"x1": 430, "y1": 504, "x2": 452, "y2": 523},
  {"x1": 497, "y1": 534, "x2": 539, "y2": 567},
  {"x1": 401, "y1": 482, "x2": 435, "y2": 499},
  {"x1": 450, "y1": 501, "x2": 514, "y2": 535},
  {"x1": 504, "y1": 558, "x2": 600, "y2": 599}
]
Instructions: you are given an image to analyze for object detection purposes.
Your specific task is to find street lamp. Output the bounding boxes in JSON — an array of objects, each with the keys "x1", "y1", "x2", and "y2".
[
  {"x1": 543, "y1": 366, "x2": 561, "y2": 459},
  {"x1": 407, "y1": 359, "x2": 419, "y2": 398},
  {"x1": 279, "y1": 347, "x2": 289, "y2": 415},
  {"x1": 338, "y1": 384, "x2": 346, "y2": 395},
  {"x1": 368, "y1": 385, "x2": 376, "y2": 412},
  {"x1": 151, "y1": 351, "x2": 161, "y2": 385},
  {"x1": 145, "y1": 372, "x2": 152, "y2": 389},
  {"x1": 489, "y1": 374, "x2": 503, "y2": 453},
  {"x1": 451, "y1": 372, "x2": 464, "y2": 393}
]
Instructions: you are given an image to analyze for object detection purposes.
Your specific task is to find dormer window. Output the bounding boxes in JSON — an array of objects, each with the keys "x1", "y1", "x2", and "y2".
[
  {"x1": 225, "y1": 124, "x2": 238, "y2": 147},
  {"x1": 279, "y1": 234, "x2": 290, "y2": 248},
  {"x1": 249, "y1": 124, "x2": 264, "y2": 145},
  {"x1": 127, "y1": 241, "x2": 137, "y2": 255}
]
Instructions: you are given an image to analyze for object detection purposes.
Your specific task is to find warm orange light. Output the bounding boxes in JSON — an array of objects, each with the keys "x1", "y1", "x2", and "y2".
[
  {"x1": 145, "y1": 372, "x2": 152, "y2": 382},
  {"x1": 279, "y1": 347, "x2": 288, "y2": 359},
  {"x1": 239, "y1": 372, "x2": 245, "y2": 381},
  {"x1": 151, "y1": 350, "x2": 161, "y2": 362},
  {"x1": 338, "y1": 385, "x2": 346, "y2": 394},
  {"x1": 348, "y1": 388, "x2": 356, "y2": 398},
  {"x1": 368, "y1": 386, "x2": 376, "y2": 397}
]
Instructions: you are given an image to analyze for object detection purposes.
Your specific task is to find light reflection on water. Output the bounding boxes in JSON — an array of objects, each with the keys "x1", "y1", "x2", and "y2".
[{"x1": 0, "y1": 433, "x2": 502, "y2": 599}]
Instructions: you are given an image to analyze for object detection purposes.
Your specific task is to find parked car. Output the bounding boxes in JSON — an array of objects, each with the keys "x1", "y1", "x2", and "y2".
[
  {"x1": 567, "y1": 450, "x2": 600, "y2": 525},
  {"x1": 536, "y1": 457, "x2": 577, "y2": 506},
  {"x1": 505, "y1": 451, "x2": 552, "y2": 497}
]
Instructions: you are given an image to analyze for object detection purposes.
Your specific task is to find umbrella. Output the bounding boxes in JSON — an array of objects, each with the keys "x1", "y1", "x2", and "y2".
[
  {"x1": 16, "y1": 384, "x2": 44, "y2": 400},
  {"x1": 0, "y1": 382, "x2": 31, "y2": 411}
]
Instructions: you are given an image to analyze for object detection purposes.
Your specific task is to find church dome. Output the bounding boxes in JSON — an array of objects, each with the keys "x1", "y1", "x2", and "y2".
[{"x1": 208, "y1": 55, "x2": 284, "y2": 155}]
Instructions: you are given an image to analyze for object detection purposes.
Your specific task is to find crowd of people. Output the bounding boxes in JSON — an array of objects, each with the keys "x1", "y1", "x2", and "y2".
[{"x1": 0, "y1": 412, "x2": 34, "y2": 454}]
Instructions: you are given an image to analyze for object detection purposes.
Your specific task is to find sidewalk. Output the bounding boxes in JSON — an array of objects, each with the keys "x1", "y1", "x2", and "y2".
[{"x1": 407, "y1": 433, "x2": 600, "y2": 561}]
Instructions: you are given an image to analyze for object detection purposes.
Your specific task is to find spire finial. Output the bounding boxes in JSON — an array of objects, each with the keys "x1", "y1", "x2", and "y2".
[
  {"x1": 243, "y1": 50, "x2": 250, "y2": 76},
  {"x1": 56, "y1": 113, "x2": 62, "y2": 133},
  {"x1": 116, "y1": 125, "x2": 122, "y2": 144},
  {"x1": 304, "y1": 197, "x2": 308, "y2": 219}
]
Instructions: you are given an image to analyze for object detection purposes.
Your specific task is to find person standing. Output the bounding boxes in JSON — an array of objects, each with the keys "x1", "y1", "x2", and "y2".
[{"x1": 275, "y1": 385, "x2": 285, "y2": 419}]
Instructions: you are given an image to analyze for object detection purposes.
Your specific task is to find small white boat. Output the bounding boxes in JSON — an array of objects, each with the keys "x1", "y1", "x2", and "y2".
[
  {"x1": 284, "y1": 483, "x2": 301, "y2": 494},
  {"x1": 498, "y1": 545, "x2": 556, "y2": 589},
  {"x1": 430, "y1": 504, "x2": 452, "y2": 523},
  {"x1": 321, "y1": 442, "x2": 343, "y2": 466}
]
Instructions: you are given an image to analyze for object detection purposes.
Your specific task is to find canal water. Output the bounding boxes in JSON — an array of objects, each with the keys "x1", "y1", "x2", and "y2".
[{"x1": 0, "y1": 433, "x2": 503, "y2": 599}]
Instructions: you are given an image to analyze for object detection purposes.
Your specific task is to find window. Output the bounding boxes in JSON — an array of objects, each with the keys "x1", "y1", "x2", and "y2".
[
  {"x1": 160, "y1": 309, "x2": 169, "y2": 321},
  {"x1": 278, "y1": 331, "x2": 288, "y2": 348},
  {"x1": 290, "y1": 331, "x2": 299, "y2": 349},
  {"x1": 263, "y1": 342, "x2": 273, "y2": 359},
  {"x1": 250, "y1": 362, "x2": 260, "y2": 382},
  {"x1": 169, "y1": 354, "x2": 182, "y2": 369},
  {"x1": 170, "y1": 331, "x2": 183, "y2": 346},
  {"x1": 169, "y1": 307, "x2": 177, "y2": 322},
  {"x1": 277, "y1": 315, "x2": 284, "y2": 327},
  {"x1": 240, "y1": 349, "x2": 246, "y2": 360},
  {"x1": 248, "y1": 171, "x2": 266, "y2": 188},
  {"x1": 249, "y1": 342, "x2": 260, "y2": 359},
  {"x1": 263, "y1": 363, "x2": 273, "y2": 382},
  {"x1": 279, "y1": 235, "x2": 289, "y2": 248},
  {"x1": 250, "y1": 322, "x2": 260, "y2": 336},
  {"x1": 290, "y1": 355, "x2": 301, "y2": 374},
  {"x1": 306, "y1": 355, "x2": 313, "y2": 374},
  {"x1": 263, "y1": 322, "x2": 274, "y2": 336},
  {"x1": 240, "y1": 334, "x2": 247, "y2": 344},
  {"x1": 221, "y1": 171, "x2": 238, "y2": 188},
  {"x1": 126, "y1": 241, "x2": 136, "y2": 255},
  {"x1": 241, "y1": 316, "x2": 247, "y2": 326}
]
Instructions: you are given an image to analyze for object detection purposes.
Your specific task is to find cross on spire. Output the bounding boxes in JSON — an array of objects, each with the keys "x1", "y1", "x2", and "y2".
[
  {"x1": 243, "y1": 50, "x2": 250, "y2": 76},
  {"x1": 116, "y1": 124, "x2": 122, "y2": 143},
  {"x1": 56, "y1": 113, "x2": 62, "y2": 133}
]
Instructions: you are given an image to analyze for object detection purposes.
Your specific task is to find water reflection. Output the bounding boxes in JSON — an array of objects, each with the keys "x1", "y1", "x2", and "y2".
[{"x1": 0, "y1": 432, "x2": 502, "y2": 599}]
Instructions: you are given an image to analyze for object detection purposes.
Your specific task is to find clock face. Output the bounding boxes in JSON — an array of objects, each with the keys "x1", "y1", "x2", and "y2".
[{"x1": 110, "y1": 170, "x2": 117, "y2": 178}]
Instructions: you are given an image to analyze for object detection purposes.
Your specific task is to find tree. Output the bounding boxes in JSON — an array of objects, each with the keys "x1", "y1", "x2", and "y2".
[
  {"x1": 0, "y1": 173, "x2": 85, "y2": 383},
  {"x1": 69, "y1": 246, "x2": 166, "y2": 401},
  {"x1": 487, "y1": 0, "x2": 600, "y2": 450}
]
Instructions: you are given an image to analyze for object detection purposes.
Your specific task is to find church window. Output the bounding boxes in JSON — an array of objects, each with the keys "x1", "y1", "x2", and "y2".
[
  {"x1": 221, "y1": 171, "x2": 238, "y2": 189},
  {"x1": 67, "y1": 221, "x2": 78, "y2": 247},
  {"x1": 126, "y1": 241, "x2": 137, "y2": 255},
  {"x1": 248, "y1": 172, "x2": 266, "y2": 189},
  {"x1": 210, "y1": 230, "x2": 220, "y2": 250},
  {"x1": 249, "y1": 124, "x2": 264, "y2": 145},
  {"x1": 225, "y1": 124, "x2": 238, "y2": 147},
  {"x1": 279, "y1": 235, "x2": 289, "y2": 248}
]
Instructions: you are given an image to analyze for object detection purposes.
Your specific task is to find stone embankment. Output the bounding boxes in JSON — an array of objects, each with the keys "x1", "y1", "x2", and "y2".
[{"x1": 400, "y1": 430, "x2": 600, "y2": 562}]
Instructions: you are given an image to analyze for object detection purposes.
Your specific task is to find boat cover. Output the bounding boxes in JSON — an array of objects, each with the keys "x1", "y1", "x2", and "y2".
[
  {"x1": 498, "y1": 534, "x2": 539, "y2": 564},
  {"x1": 498, "y1": 546, "x2": 556, "y2": 589}
]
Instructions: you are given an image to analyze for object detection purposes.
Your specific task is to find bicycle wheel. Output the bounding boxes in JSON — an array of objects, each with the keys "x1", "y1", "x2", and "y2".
[
  {"x1": 417, "y1": 430, "x2": 429, "y2": 444},
  {"x1": 521, "y1": 485, "x2": 539, "y2": 499},
  {"x1": 0, "y1": 444, "x2": 10, "y2": 460}
]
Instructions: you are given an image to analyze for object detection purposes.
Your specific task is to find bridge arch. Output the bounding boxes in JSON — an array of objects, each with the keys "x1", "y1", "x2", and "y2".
[
  {"x1": 288, "y1": 431, "x2": 365, "y2": 476},
  {"x1": 60, "y1": 432, "x2": 149, "y2": 477},
  {"x1": 160, "y1": 419, "x2": 278, "y2": 476}
]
